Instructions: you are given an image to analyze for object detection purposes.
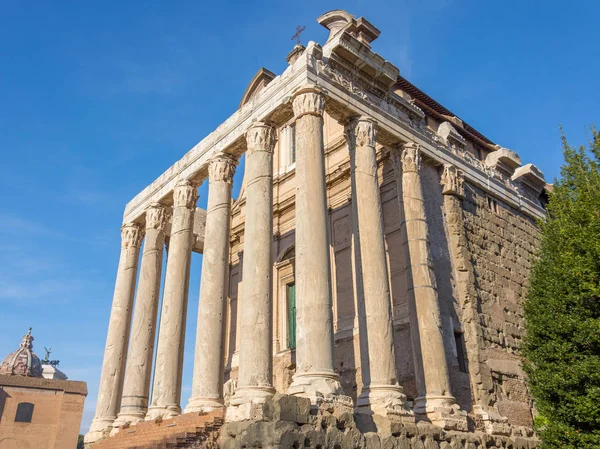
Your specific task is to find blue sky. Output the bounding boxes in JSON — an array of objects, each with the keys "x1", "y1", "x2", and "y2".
[{"x1": 0, "y1": 0, "x2": 598, "y2": 433}]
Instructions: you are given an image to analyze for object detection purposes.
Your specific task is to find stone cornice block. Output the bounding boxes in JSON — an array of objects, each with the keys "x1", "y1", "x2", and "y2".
[
  {"x1": 324, "y1": 30, "x2": 398, "y2": 87},
  {"x1": 512, "y1": 163, "x2": 546, "y2": 197},
  {"x1": 437, "y1": 121, "x2": 466, "y2": 149},
  {"x1": 486, "y1": 146, "x2": 522, "y2": 177}
]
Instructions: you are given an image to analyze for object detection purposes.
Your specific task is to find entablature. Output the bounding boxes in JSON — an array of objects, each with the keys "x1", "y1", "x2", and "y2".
[{"x1": 122, "y1": 10, "x2": 546, "y2": 225}]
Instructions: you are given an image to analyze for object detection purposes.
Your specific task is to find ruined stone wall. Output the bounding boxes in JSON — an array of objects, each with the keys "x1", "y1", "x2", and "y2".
[
  {"x1": 461, "y1": 184, "x2": 540, "y2": 427},
  {"x1": 218, "y1": 395, "x2": 538, "y2": 449}
]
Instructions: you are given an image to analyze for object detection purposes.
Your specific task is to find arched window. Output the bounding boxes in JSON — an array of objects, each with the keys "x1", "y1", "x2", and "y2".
[{"x1": 14, "y1": 402, "x2": 34, "y2": 423}]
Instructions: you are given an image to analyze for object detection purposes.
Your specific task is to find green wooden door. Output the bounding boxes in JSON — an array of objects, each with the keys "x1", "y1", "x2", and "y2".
[{"x1": 288, "y1": 283, "x2": 296, "y2": 349}]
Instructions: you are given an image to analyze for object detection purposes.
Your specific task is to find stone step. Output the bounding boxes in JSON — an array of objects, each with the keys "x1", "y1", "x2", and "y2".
[{"x1": 91, "y1": 410, "x2": 223, "y2": 449}]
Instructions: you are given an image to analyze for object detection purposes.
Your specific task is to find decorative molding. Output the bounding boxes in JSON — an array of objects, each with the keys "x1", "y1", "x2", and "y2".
[
  {"x1": 208, "y1": 154, "x2": 237, "y2": 184},
  {"x1": 441, "y1": 164, "x2": 464, "y2": 198},
  {"x1": 121, "y1": 223, "x2": 143, "y2": 248},
  {"x1": 245, "y1": 122, "x2": 277, "y2": 155},
  {"x1": 173, "y1": 180, "x2": 198, "y2": 209},
  {"x1": 401, "y1": 143, "x2": 421, "y2": 173},
  {"x1": 292, "y1": 87, "x2": 326, "y2": 119},
  {"x1": 145, "y1": 203, "x2": 168, "y2": 231}
]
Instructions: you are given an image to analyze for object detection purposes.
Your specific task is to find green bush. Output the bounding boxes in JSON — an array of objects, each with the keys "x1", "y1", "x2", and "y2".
[{"x1": 523, "y1": 128, "x2": 600, "y2": 448}]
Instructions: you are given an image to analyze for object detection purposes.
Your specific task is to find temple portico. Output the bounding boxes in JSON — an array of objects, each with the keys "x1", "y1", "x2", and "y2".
[{"x1": 87, "y1": 9, "x2": 546, "y2": 448}]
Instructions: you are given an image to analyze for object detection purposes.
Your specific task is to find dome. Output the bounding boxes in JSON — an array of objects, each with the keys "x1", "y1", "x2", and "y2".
[{"x1": 0, "y1": 328, "x2": 43, "y2": 377}]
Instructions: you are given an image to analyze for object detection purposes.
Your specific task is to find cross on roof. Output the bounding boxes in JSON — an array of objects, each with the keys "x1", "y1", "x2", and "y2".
[{"x1": 291, "y1": 25, "x2": 306, "y2": 45}]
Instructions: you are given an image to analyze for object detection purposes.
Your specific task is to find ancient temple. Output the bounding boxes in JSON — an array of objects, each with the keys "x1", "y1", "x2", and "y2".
[{"x1": 86, "y1": 10, "x2": 546, "y2": 449}]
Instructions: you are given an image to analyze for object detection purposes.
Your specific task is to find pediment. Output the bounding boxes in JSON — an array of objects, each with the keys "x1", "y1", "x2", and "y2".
[{"x1": 239, "y1": 68, "x2": 276, "y2": 108}]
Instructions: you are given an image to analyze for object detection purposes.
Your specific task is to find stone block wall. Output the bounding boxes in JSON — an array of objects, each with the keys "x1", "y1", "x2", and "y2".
[
  {"x1": 461, "y1": 183, "x2": 540, "y2": 427},
  {"x1": 218, "y1": 395, "x2": 538, "y2": 449}
]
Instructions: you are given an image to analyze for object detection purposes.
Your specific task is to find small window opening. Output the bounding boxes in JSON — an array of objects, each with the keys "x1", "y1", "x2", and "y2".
[
  {"x1": 287, "y1": 283, "x2": 296, "y2": 349},
  {"x1": 454, "y1": 332, "x2": 468, "y2": 373},
  {"x1": 487, "y1": 197, "x2": 499, "y2": 214},
  {"x1": 14, "y1": 402, "x2": 34, "y2": 423}
]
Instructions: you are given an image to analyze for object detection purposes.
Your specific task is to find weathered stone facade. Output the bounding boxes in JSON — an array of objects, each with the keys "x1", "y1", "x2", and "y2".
[{"x1": 86, "y1": 9, "x2": 547, "y2": 448}]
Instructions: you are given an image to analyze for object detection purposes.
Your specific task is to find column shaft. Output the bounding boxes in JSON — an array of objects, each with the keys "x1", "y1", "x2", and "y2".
[
  {"x1": 147, "y1": 181, "x2": 197, "y2": 420},
  {"x1": 230, "y1": 123, "x2": 276, "y2": 408},
  {"x1": 396, "y1": 143, "x2": 465, "y2": 429},
  {"x1": 287, "y1": 86, "x2": 348, "y2": 404},
  {"x1": 85, "y1": 224, "x2": 142, "y2": 445},
  {"x1": 185, "y1": 154, "x2": 236, "y2": 413},
  {"x1": 114, "y1": 204, "x2": 167, "y2": 427},
  {"x1": 347, "y1": 118, "x2": 410, "y2": 418}
]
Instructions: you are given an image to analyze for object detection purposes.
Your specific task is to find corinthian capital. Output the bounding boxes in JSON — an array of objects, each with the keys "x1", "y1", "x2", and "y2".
[
  {"x1": 346, "y1": 117, "x2": 377, "y2": 148},
  {"x1": 173, "y1": 180, "x2": 198, "y2": 209},
  {"x1": 121, "y1": 223, "x2": 143, "y2": 248},
  {"x1": 209, "y1": 154, "x2": 237, "y2": 184},
  {"x1": 400, "y1": 142, "x2": 421, "y2": 173},
  {"x1": 292, "y1": 86, "x2": 326, "y2": 119},
  {"x1": 441, "y1": 164, "x2": 464, "y2": 198},
  {"x1": 145, "y1": 203, "x2": 168, "y2": 231},
  {"x1": 246, "y1": 122, "x2": 276, "y2": 155}
]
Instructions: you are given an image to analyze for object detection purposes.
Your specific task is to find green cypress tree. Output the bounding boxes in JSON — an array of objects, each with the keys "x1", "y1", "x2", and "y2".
[{"x1": 523, "y1": 127, "x2": 600, "y2": 448}]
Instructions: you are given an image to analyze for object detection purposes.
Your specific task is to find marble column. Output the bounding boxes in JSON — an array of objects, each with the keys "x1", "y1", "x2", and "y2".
[
  {"x1": 441, "y1": 165, "x2": 496, "y2": 429},
  {"x1": 146, "y1": 180, "x2": 198, "y2": 420},
  {"x1": 114, "y1": 204, "x2": 168, "y2": 428},
  {"x1": 185, "y1": 154, "x2": 237, "y2": 413},
  {"x1": 229, "y1": 122, "x2": 277, "y2": 410},
  {"x1": 287, "y1": 86, "x2": 349, "y2": 405},
  {"x1": 346, "y1": 117, "x2": 411, "y2": 419},
  {"x1": 85, "y1": 223, "x2": 143, "y2": 445},
  {"x1": 393, "y1": 143, "x2": 466, "y2": 430}
]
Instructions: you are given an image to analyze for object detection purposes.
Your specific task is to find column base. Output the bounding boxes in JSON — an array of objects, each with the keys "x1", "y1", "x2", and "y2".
[
  {"x1": 414, "y1": 395, "x2": 468, "y2": 431},
  {"x1": 473, "y1": 405, "x2": 511, "y2": 435},
  {"x1": 226, "y1": 385, "x2": 276, "y2": 422},
  {"x1": 287, "y1": 370, "x2": 353, "y2": 408},
  {"x1": 184, "y1": 396, "x2": 225, "y2": 414},
  {"x1": 356, "y1": 385, "x2": 414, "y2": 422},
  {"x1": 111, "y1": 410, "x2": 146, "y2": 435},
  {"x1": 145, "y1": 404, "x2": 181, "y2": 421},
  {"x1": 84, "y1": 417, "x2": 114, "y2": 447}
]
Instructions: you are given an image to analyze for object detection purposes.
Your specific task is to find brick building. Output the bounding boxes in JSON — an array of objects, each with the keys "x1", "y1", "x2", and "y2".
[{"x1": 0, "y1": 329, "x2": 87, "y2": 449}]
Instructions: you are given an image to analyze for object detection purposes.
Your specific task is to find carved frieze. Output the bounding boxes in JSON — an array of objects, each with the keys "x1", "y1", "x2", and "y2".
[
  {"x1": 292, "y1": 88, "x2": 326, "y2": 119},
  {"x1": 208, "y1": 154, "x2": 237, "y2": 184},
  {"x1": 318, "y1": 58, "x2": 423, "y2": 127},
  {"x1": 173, "y1": 180, "x2": 199, "y2": 209},
  {"x1": 401, "y1": 142, "x2": 421, "y2": 173},
  {"x1": 441, "y1": 164, "x2": 464, "y2": 198},
  {"x1": 121, "y1": 223, "x2": 143, "y2": 248},
  {"x1": 245, "y1": 122, "x2": 277, "y2": 155}
]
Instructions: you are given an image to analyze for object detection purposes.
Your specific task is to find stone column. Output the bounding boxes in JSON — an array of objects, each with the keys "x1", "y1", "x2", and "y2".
[
  {"x1": 185, "y1": 154, "x2": 237, "y2": 413},
  {"x1": 113, "y1": 204, "x2": 168, "y2": 428},
  {"x1": 85, "y1": 223, "x2": 143, "y2": 445},
  {"x1": 228, "y1": 123, "x2": 277, "y2": 413},
  {"x1": 146, "y1": 180, "x2": 197, "y2": 420},
  {"x1": 346, "y1": 117, "x2": 411, "y2": 419},
  {"x1": 287, "y1": 86, "x2": 349, "y2": 405},
  {"x1": 440, "y1": 165, "x2": 500, "y2": 432},
  {"x1": 393, "y1": 143, "x2": 466, "y2": 430}
]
